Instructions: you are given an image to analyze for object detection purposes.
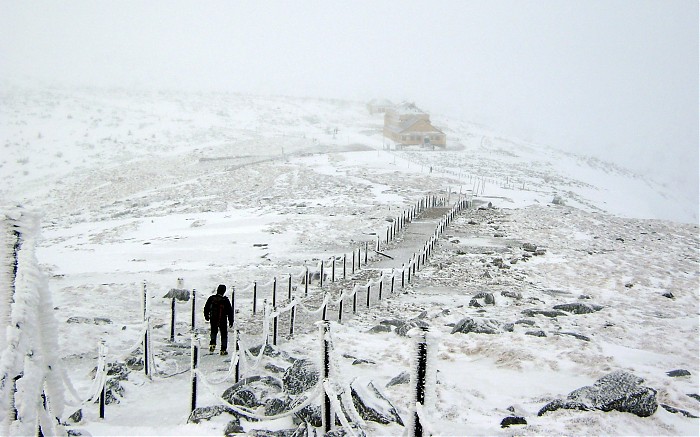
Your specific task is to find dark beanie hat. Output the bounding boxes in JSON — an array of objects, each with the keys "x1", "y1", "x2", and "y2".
[{"x1": 216, "y1": 284, "x2": 226, "y2": 295}]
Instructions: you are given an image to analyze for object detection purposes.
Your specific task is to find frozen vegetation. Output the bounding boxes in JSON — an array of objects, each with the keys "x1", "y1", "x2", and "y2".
[{"x1": 0, "y1": 86, "x2": 698, "y2": 436}]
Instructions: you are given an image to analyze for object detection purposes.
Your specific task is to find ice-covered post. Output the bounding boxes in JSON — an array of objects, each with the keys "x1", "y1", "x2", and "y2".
[
  {"x1": 99, "y1": 342, "x2": 107, "y2": 419},
  {"x1": 352, "y1": 250, "x2": 356, "y2": 274},
  {"x1": 401, "y1": 264, "x2": 405, "y2": 287},
  {"x1": 331, "y1": 257, "x2": 335, "y2": 282},
  {"x1": 391, "y1": 269, "x2": 395, "y2": 293},
  {"x1": 171, "y1": 278, "x2": 183, "y2": 342},
  {"x1": 379, "y1": 272, "x2": 384, "y2": 300},
  {"x1": 366, "y1": 283, "x2": 371, "y2": 308},
  {"x1": 304, "y1": 268, "x2": 309, "y2": 297},
  {"x1": 352, "y1": 283, "x2": 357, "y2": 314},
  {"x1": 252, "y1": 281, "x2": 258, "y2": 315},
  {"x1": 319, "y1": 321, "x2": 332, "y2": 434},
  {"x1": 320, "y1": 261, "x2": 324, "y2": 288},
  {"x1": 190, "y1": 288, "x2": 197, "y2": 333},
  {"x1": 288, "y1": 273, "x2": 292, "y2": 301},
  {"x1": 343, "y1": 254, "x2": 346, "y2": 279},
  {"x1": 143, "y1": 281, "x2": 149, "y2": 377},
  {"x1": 357, "y1": 246, "x2": 361, "y2": 269},
  {"x1": 190, "y1": 333, "x2": 199, "y2": 413},
  {"x1": 233, "y1": 329, "x2": 240, "y2": 383},
  {"x1": 364, "y1": 242, "x2": 368, "y2": 264},
  {"x1": 412, "y1": 326, "x2": 429, "y2": 437},
  {"x1": 170, "y1": 295, "x2": 176, "y2": 342},
  {"x1": 338, "y1": 298, "x2": 344, "y2": 323},
  {"x1": 289, "y1": 304, "x2": 296, "y2": 336},
  {"x1": 272, "y1": 276, "x2": 277, "y2": 308}
]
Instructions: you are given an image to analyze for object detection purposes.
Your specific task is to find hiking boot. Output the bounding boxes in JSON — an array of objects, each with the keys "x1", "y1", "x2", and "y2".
[
  {"x1": 209, "y1": 345, "x2": 215, "y2": 353},
  {"x1": 220, "y1": 350, "x2": 228, "y2": 356}
]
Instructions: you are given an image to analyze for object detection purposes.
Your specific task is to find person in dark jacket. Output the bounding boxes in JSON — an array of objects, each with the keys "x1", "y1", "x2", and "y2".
[{"x1": 204, "y1": 284, "x2": 234, "y2": 355}]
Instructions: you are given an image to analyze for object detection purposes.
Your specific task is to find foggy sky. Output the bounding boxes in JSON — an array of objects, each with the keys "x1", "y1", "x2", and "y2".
[{"x1": 2, "y1": 1, "x2": 698, "y2": 208}]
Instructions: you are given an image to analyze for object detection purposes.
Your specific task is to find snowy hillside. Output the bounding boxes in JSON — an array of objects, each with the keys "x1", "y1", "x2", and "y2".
[{"x1": 1, "y1": 86, "x2": 698, "y2": 436}]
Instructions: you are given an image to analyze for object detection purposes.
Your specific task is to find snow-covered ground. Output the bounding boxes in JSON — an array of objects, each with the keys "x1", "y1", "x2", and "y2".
[{"x1": 1, "y1": 86, "x2": 698, "y2": 436}]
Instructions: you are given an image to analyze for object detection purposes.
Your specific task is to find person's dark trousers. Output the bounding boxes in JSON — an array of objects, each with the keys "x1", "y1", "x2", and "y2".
[{"x1": 210, "y1": 320, "x2": 228, "y2": 351}]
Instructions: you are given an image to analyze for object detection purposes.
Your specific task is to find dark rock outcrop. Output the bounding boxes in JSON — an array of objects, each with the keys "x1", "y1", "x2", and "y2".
[
  {"x1": 552, "y1": 303, "x2": 603, "y2": 314},
  {"x1": 501, "y1": 290, "x2": 522, "y2": 300},
  {"x1": 282, "y1": 359, "x2": 319, "y2": 395},
  {"x1": 500, "y1": 415, "x2": 527, "y2": 428},
  {"x1": 558, "y1": 332, "x2": 591, "y2": 342},
  {"x1": 526, "y1": 330, "x2": 547, "y2": 337},
  {"x1": 163, "y1": 288, "x2": 190, "y2": 301},
  {"x1": 451, "y1": 317, "x2": 500, "y2": 335},
  {"x1": 187, "y1": 405, "x2": 236, "y2": 423},
  {"x1": 469, "y1": 292, "x2": 495, "y2": 307},
  {"x1": 660, "y1": 404, "x2": 699, "y2": 418},
  {"x1": 396, "y1": 319, "x2": 429, "y2": 337},
  {"x1": 351, "y1": 380, "x2": 404, "y2": 425},
  {"x1": 522, "y1": 309, "x2": 567, "y2": 318},
  {"x1": 538, "y1": 370, "x2": 658, "y2": 417},
  {"x1": 223, "y1": 417, "x2": 244, "y2": 436},
  {"x1": 666, "y1": 369, "x2": 691, "y2": 377},
  {"x1": 386, "y1": 371, "x2": 410, "y2": 388},
  {"x1": 368, "y1": 324, "x2": 392, "y2": 333}
]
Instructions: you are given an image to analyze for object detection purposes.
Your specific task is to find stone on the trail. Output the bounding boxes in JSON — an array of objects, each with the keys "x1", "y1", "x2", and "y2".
[
  {"x1": 666, "y1": 369, "x2": 691, "y2": 377},
  {"x1": 501, "y1": 290, "x2": 522, "y2": 300},
  {"x1": 538, "y1": 370, "x2": 658, "y2": 418},
  {"x1": 522, "y1": 243, "x2": 537, "y2": 252},
  {"x1": 282, "y1": 359, "x2": 319, "y2": 395},
  {"x1": 552, "y1": 303, "x2": 603, "y2": 314},
  {"x1": 470, "y1": 291, "x2": 495, "y2": 306},
  {"x1": 558, "y1": 332, "x2": 590, "y2": 342},
  {"x1": 522, "y1": 309, "x2": 567, "y2": 318},
  {"x1": 386, "y1": 371, "x2": 410, "y2": 388},
  {"x1": 352, "y1": 358, "x2": 376, "y2": 365},
  {"x1": 661, "y1": 404, "x2": 699, "y2": 418},
  {"x1": 225, "y1": 388, "x2": 259, "y2": 408},
  {"x1": 125, "y1": 355, "x2": 144, "y2": 371},
  {"x1": 351, "y1": 380, "x2": 404, "y2": 425},
  {"x1": 552, "y1": 195, "x2": 565, "y2": 205},
  {"x1": 380, "y1": 319, "x2": 405, "y2": 328},
  {"x1": 265, "y1": 397, "x2": 290, "y2": 416},
  {"x1": 662, "y1": 291, "x2": 674, "y2": 299},
  {"x1": 187, "y1": 405, "x2": 236, "y2": 423},
  {"x1": 68, "y1": 315, "x2": 111, "y2": 324},
  {"x1": 94, "y1": 317, "x2": 112, "y2": 325},
  {"x1": 526, "y1": 330, "x2": 547, "y2": 337},
  {"x1": 502, "y1": 323, "x2": 514, "y2": 332},
  {"x1": 451, "y1": 317, "x2": 500, "y2": 335},
  {"x1": 104, "y1": 377, "x2": 124, "y2": 404},
  {"x1": 368, "y1": 324, "x2": 392, "y2": 333},
  {"x1": 500, "y1": 415, "x2": 527, "y2": 428},
  {"x1": 514, "y1": 319, "x2": 536, "y2": 326},
  {"x1": 248, "y1": 344, "x2": 281, "y2": 358},
  {"x1": 163, "y1": 288, "x2": 190, "y2": 301},
  {"x1": 292, "y1": 397, "x2": 321, "y2": 427},
  {"x1": 68, "y1": 409, "x2": 83, "y2": 424},
  {"x1": 396, "y1": 319, "x2": 429, "y2": 337},
  {"x1": 248, "y1": 430, "x2": 297, "y2": 437},
  {"x1": 223, "y1": 417, "x2": 244, "y2": 436}
]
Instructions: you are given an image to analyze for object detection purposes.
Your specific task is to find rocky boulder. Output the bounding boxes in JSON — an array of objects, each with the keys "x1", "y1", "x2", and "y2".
[
  {"x1": 469, "y1": 292, "x2": 495, "y2": 307},
  {"x1": 282, "y1": 359, "x2": 319, "y2": 395},
  {"x1": 396, "y1": 319, "x2": 429, "y2": 337},
  {"x1": 552, "y1": 303, "x2": 603, "y2": 314},
  {"x1": 351, "y1": 380, "x2": 404, "y2": 425},
  {"x1": 522, "y1": 309, "x2": 567, "y2": 318},
  {"x1": 187, "y1": 405, "x2": 236, "y2": 424},
  {"x1": 451, "y1": 317, "x2": 500, "y2": 335},
  {"x1": 163, "y1": 288, "x2": 190, "y2": 301},
  {"x1": 538, "y1": 370, "x2": 658, "y2": 417}
]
